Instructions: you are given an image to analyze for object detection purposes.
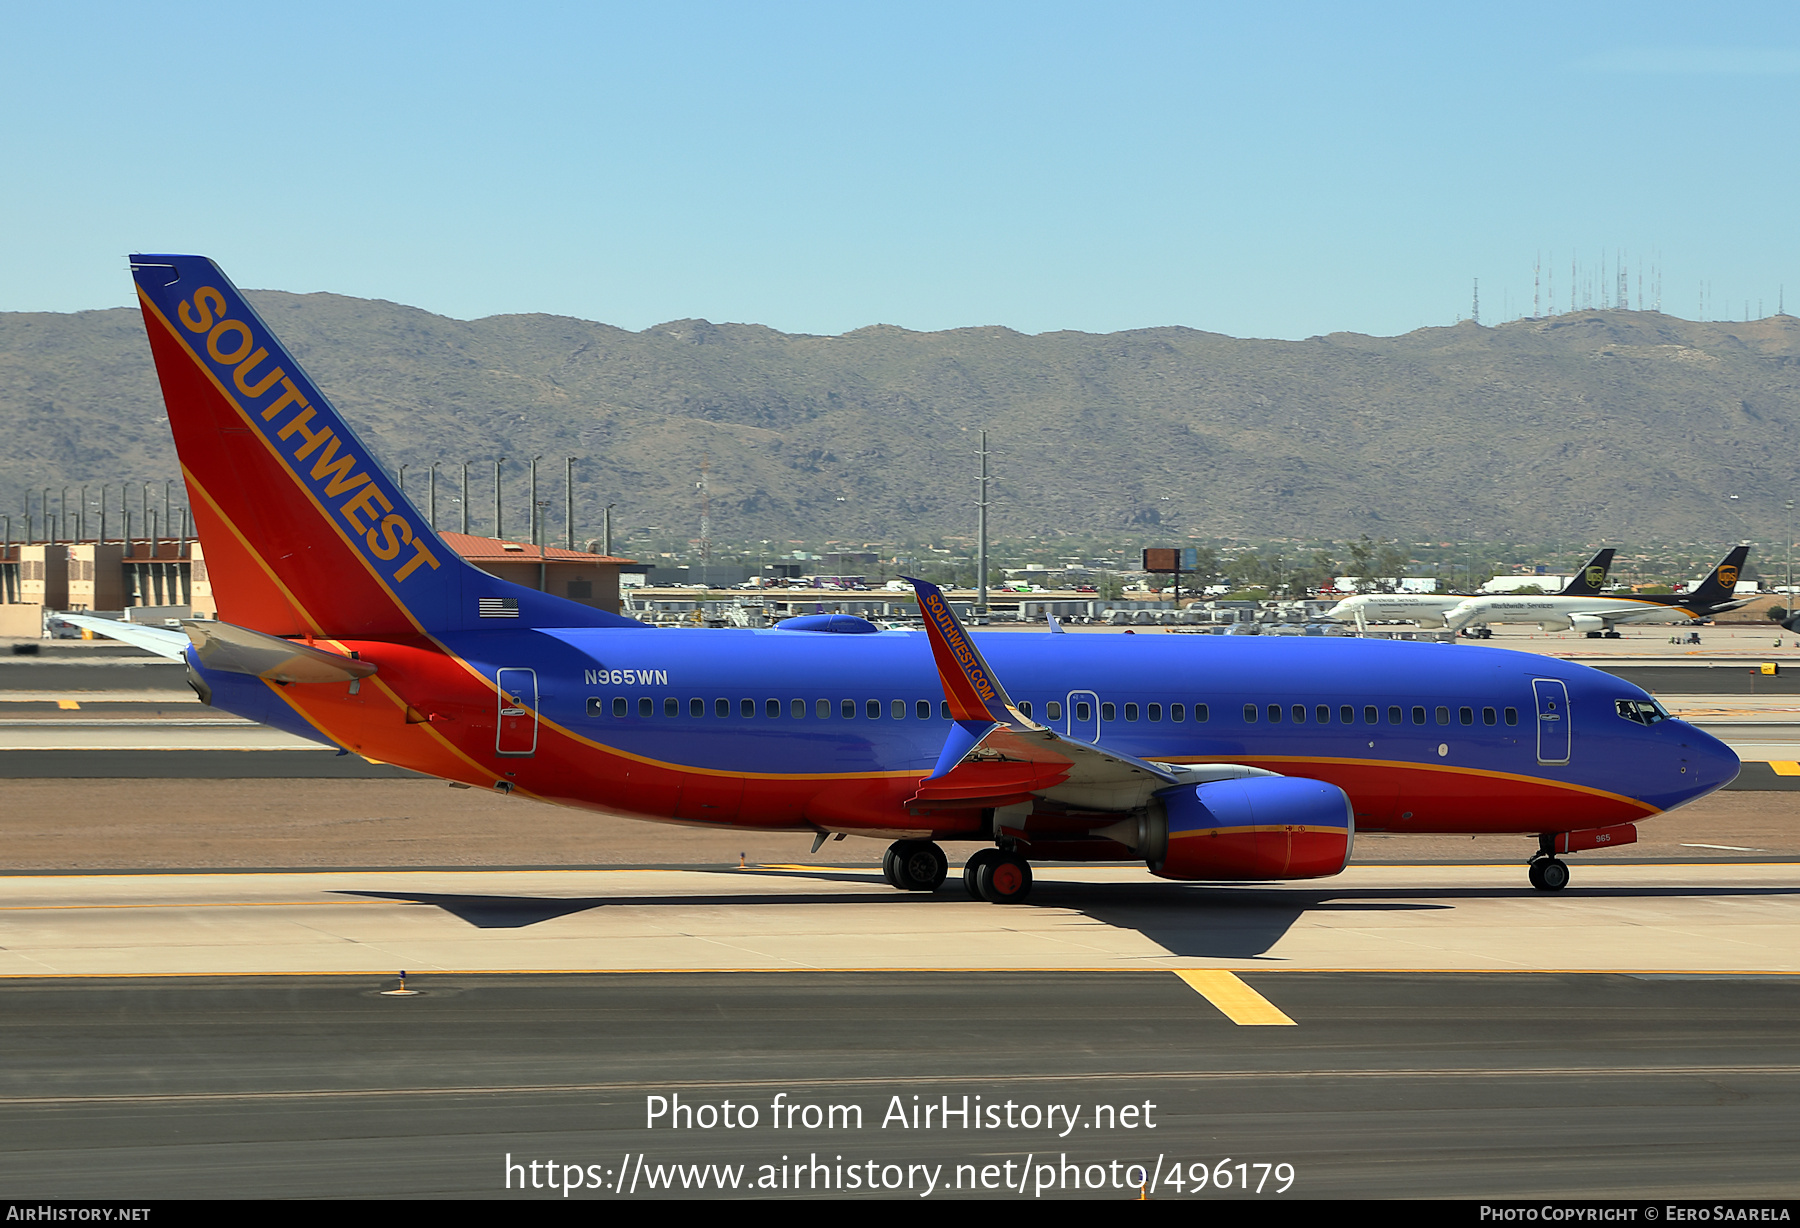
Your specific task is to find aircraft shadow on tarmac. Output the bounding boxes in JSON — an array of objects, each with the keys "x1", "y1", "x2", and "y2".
[{"x1": 335, "y1": 875, "x2": 1799, "y2": 958}]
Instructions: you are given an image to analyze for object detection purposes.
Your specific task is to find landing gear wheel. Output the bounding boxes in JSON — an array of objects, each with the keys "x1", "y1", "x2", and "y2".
[
  {"x1": 1529, "y1": 857, "x2": 1570, "y2": 891},
  {"x1": 963, "y1": 848, "x2": 1004, "y2": 899},
  {"x1": 1536, "y1": 858, "x2": 1570, "y2": 891},
  {"x1": 886, "y1": 840, "x2": 947, "y2": 891},
  {"x1": 1585, "y1": 631, "x2": 1603, "y2": 639},
  {"x1": 1604, "y1": 631, "x2": 1622, "y2": 639},
  {"x1": 1479, "y1": 628, "x2": 1493, "y2": 640},
  {"x1": 977, "y1": 853, "x2": 1033, "y2": 904}
]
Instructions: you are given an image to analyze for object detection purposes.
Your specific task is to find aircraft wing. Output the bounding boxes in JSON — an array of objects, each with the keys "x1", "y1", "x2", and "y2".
[{"x1": 903, "y1": 577, "x2": 1267, "y2": 815}]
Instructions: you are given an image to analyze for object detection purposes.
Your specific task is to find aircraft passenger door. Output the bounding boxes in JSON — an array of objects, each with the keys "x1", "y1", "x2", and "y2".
[
  {"x1": 1532, "y1": 678, "x2": 1570, "y2": 766},
  {"x1": 1066, "y1": 690, "x2": 1100, "y2": 743},
  {"x1": 496, "y1": 668, "x2": 538, "y2": 757}
]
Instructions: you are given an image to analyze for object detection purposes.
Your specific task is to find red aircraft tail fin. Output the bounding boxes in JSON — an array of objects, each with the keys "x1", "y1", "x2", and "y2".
[{"x1": 129, "y1": 254, "x2": 634, "y2": 638}]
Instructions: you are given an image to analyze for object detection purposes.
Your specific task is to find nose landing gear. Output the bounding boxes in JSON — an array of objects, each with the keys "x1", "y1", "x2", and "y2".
[
  {"x1": 1527, "y1": 857, "x2": 1570, "y2": 891},
  {"x1": 1528, "y1": 834, "x2": 1571, "y2": 891}
]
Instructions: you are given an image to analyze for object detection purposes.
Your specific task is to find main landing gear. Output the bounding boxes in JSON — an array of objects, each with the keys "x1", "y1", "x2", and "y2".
[
  {"x1": 1528, "y1": 835, "x2": 1570, "y2": 891},
  {"x1": 879, "y1": 841, "x2": 1034, "y2": 903},
  {"x1": 882, "y1": 839, "x2": 947, "y2": 891},
  {"x1": 963, "y1": 847, "x2": 1033, "y2": 904}
]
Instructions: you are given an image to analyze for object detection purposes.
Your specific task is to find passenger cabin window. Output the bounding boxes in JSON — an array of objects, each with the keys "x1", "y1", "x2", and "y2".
[
  {"x1": 1340, "y1": 705, "x2": 1354, "y2": 724},
  {"x1": 1047, "y1": 701, "x2": 1063, "y2": 720},
  {"x1": 1483, "y1": 707, "x2": 1497, "y2": 725},
  {"x1": 767, "y1": 699, "x2": 781, "y2": 717},
  {"x1": 1460, "y1": 706, "x2": 1474, "y2": 725},
  {"x1": 1102, "y1": 702, "x2": 1117, "y2": 721},
  {"x1": 1388, "y1": 706, "x2": 1403, "y2": 725},
  {"x1": 1124, "y1": 703, "x2": 1138, "y2": 721},
  {"x1": 1171, "y1": 703, "x2": 1185, "y2": 722},
  {"x1": 918, "y1": 700, "x2": 932, "y2": 720},
  {"x1": 1195, "y1": 704, "x2": 1209, "y2": 722},
  {"x1": 893, "y1": 700, "x2": 906, "y2": 719},
  {"x1": 941, "y1": 701, "x2": 952, "y2": 719},
  {"x1": 665, "y1": 697, "x2": 678, "y2": 717},
  {"x1": 1365, "y1": 705, "x2": 1379, "y2": 724},
  {"x1": 1412, "y1": 706, "x2": 1427, "y2": 725},
  {"x1": 1148, "y1": 704, "x2": 1162, "y2": 722},
  {"x1": 639, "y1": 697, "x2": 653, "y2": 717},
  {"x1": 1435, "y1": 706, "x2": 1450, "y2": 725},
  {"x1": 842, "y1": 699, "x2": 856, "y2": 718},
  {"x1": 1076, "y1": 701, "x2": 1092, "y2": 721},
  {"x1": 817, "y1": 699, "x2": 831, "y2": 718},
  {"x1": 1318, "y1": 705, "x2": 1332, "y2": 724},
  {"x1": 691, "y1": 697, "x2": 704, "y2": 717},
  {"x1": 866, "y1": 699, "x2": 881, "y2": 719},
  {"x1": 1244, "y1": 703, "x2": 1258, "y2": 723},
  {"x1": 715, "y1": 698, "x2": 729, "y2": 717},
  {"x1": 1504, "y1": 707, "x2": 1519, "y2": 726},
  {"x1": 613, "y1": 697, "x2": 627, "y2": 717},
  {"x1": 793, "y1": 698, "x2": 807, "y2": 718},
  {"x1": 1267, "y1": 704, "x2": 1282, "y2": 723},
  {"x1": 741, "y1": 698, "x2": 755, "y2": 718},
  {"x1": 1291, "y1": 704, "x2": 1306, "y2": 723}
]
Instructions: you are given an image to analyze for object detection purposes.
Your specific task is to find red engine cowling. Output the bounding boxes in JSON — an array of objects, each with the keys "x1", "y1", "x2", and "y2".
[{"x1": 1149, "y1": 776, "x2": 1354, "y2": 881}]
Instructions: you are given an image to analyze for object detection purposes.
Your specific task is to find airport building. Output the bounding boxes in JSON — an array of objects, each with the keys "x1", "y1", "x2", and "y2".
[{"x1": 0, "y1": 533, "x2": 636, "y2": 636}]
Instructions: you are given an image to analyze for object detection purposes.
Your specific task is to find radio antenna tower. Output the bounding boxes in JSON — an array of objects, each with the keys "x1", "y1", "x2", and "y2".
[
  {"x1": 1617, "y1": 249, "x2": 1629, "y2": 309},
  {"x1": 1472, "y1": 278, "x2": 1480, "y2": 325},
  {"x1": 1534, "y1": 253, "x2": 1541, "y2": 318}
]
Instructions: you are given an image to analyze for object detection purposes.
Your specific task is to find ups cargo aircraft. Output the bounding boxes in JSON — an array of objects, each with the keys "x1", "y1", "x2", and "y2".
[
  {"x1": 1324, "y1": 548, "x2": 1616, "y2": 630},
  {"x1": 1442, "y1": 547, "x2": 1754, "y2": 639},
  {"x1": 92, "y1": 254, "x2": 1739, "y2": 900}
]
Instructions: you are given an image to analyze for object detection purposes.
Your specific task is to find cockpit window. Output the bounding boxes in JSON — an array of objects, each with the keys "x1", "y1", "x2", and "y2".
[{"x1": 1616, "y1": 698, "x2": 1669, "y2": 726}]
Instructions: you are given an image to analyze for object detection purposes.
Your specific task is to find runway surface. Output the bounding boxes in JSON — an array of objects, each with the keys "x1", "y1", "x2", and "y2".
[
  {"x1": 3, "y1": 862, "x2": 1792, "y2": 977},
  {"x1": 1, "y1": 969, "x2": 1794, "y2": 1199}
]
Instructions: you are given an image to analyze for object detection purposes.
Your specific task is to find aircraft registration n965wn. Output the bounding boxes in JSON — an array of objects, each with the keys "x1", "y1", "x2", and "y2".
[{"x1": 110, "y1": 254, "x2": 1741, "y2": 902}]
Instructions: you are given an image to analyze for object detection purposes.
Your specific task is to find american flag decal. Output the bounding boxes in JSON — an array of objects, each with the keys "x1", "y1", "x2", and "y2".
[{"x1": 478, "y1": 597, "x2": 520, "y2": 618}]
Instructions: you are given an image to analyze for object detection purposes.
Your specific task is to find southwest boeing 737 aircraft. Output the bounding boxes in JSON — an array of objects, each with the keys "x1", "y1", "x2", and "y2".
[{"x1": 92, "y1": 254, "x2": 1740, "y2": 900}]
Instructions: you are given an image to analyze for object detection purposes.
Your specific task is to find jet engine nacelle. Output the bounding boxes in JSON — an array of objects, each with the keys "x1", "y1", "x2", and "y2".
[
  {"x1": 1568, "y1": 613, "x2": 1607, "y2": 634},
  {"x1": 1136, "y1": 776, "x2": 1353, "y2": 881}
]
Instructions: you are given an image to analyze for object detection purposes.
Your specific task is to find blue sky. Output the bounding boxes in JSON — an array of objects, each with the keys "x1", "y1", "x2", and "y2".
[{"x1": 2, "y1": 2, "x2": 1796, "y2": 338}]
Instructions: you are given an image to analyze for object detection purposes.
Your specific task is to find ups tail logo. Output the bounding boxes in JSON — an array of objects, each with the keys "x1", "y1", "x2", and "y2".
[
  {"x1": 1585, "y1": 566, "x2": 1605, "y2": 587},
  {"x1": 1718, "y1": 565, "x2": 1740, "y2": 588}
]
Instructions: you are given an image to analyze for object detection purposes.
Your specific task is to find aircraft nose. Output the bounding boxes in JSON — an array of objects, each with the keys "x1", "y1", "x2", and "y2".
[{"x1": 1672, "y1": 721, "x2": 1741, "y2": 797}]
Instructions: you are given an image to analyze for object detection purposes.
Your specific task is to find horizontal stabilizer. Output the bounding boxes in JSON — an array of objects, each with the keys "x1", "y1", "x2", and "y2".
[
  {"x1": 183, "y1": 621, "x2": 378, "y2": 685},
  {"x1": 56, "y1": 615, "x2": 189, "y2": 661}
]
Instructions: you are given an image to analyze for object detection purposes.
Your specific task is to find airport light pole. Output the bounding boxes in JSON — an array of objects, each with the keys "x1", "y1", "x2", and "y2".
[
  {"x1": 398, "y1": 464, "x2": 408, "y2": 497},
  {"x1": 604, "y1": 504, "x2": 615, "y2": 558},
  {"x1": 565, "y1": 456, "x2": 575, "y2": 551},
  {"x1": 976, "y1": 431, "x2": 990, "y2": 617},
  {"x1": 536, "y1": 500, "x2": 550, "y2": 591},
  {"x1": 1787, "y1": 500, "x2": 1794, "y2": 597},
  {"x1": 494, "y1": 458, "x2": 505, "y2": 539},
  {"x1": 460, "y1": 463, "x2": 469, "y2": 535},
  {"x1": 529, "y1": 456, "x2": 542, "y2": 557},
  {"x1": 429, "y1": 462, "x2": 439, "y2": 530}
]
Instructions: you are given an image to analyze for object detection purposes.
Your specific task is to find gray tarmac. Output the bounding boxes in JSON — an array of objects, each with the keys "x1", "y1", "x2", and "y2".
[{"x1": 0, "y1": 970, "x2": 1793, "y2": 1200}]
